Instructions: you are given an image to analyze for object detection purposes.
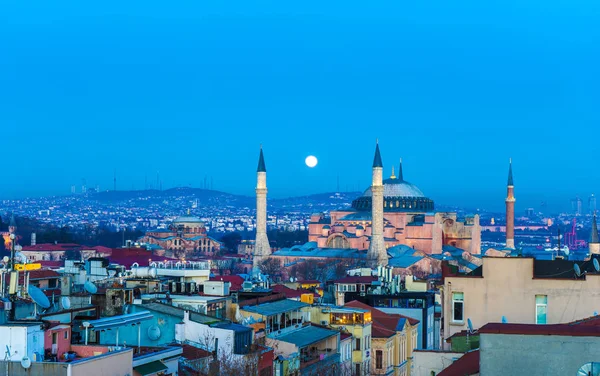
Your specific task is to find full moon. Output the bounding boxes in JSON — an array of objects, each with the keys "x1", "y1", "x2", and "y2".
[{"x1": 305, "y1": 155, "x2": 318, "y2": 168}]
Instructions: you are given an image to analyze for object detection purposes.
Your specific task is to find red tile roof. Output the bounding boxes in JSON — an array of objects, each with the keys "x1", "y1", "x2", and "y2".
[
  {"x1": 22, "y1": 243, "x2": 82, "y2": 252},
  {"x1": 568, "y1": 315, "x2": 600, "y2": 326},
  {"x1": 340, "y1": 332, "x2": 353, "y2": 341},
  {"x1": 478, "y1": 323, "x2": 600, "y2": 337},
  {"x1": 333, "y1": 276, "x2": 378, "y2": 284},
  {"x1": 270, "y1": 284, "x2": 319, "y2": 299},
  {"x1": 298, "y1": 280, "x2": 321, "y2": 285},
  {"x1": 345, "y1": 300, "x2": 420, "y2": 338},
  {"x1": 437, "y1": 350, "x2": 479, "y2": 376},
  {"x1": 210, "y1": 275, "x2": 244, "y2": 292}
]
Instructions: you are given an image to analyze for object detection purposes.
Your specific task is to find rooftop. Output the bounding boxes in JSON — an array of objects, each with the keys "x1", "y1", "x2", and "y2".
[
  {"x1": 241, "y1": 299, "x2": 309, "y2": 316},
  {"x1": 437, "y1": 349, "x2": 480, "y2": 376},
  {"x1": 478, "y1": 322, "x2": 600, "y2": 337},
  {"x1": 274, "y1": 325, "x2": 339, "y2": 348}
]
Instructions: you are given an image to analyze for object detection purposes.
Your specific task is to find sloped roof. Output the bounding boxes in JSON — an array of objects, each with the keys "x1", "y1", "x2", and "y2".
[
  {"x1": 345, "y1": 300, "x2": 419, "y2": 337},
  {"x1": 437, "y1": 350, "x2": 479, "y2": 376}
]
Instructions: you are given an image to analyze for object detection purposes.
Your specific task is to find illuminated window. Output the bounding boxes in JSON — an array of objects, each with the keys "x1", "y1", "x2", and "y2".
[{"x1": 536, "y1": 295, "x2": 547, "y2": 324}]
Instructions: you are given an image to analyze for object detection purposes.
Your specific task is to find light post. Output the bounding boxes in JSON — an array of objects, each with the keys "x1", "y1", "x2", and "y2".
[{"x1": 9, "y1": 233, "x2": 15, "y2": 272}]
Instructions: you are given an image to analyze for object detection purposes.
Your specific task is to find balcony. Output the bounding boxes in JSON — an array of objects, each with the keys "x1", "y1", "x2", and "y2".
[{"x1": 300, "y1": 352, "x2": 341, "y2": 375}]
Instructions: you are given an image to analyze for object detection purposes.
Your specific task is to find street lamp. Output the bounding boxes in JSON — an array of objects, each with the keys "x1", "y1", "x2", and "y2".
[{"x1": 9, "y1": 234, "x2": 15, "y2": 272}]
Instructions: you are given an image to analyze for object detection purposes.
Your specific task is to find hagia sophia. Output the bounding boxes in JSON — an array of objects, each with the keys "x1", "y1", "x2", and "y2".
[
  {"x1": 254, "y1": 143, "x2": 488, "y2": 276},
  {"x1": 307, "y1": 160, "x2": 481, "y2": 256}
]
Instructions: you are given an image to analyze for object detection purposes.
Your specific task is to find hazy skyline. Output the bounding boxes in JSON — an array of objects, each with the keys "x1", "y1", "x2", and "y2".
[{"x1": 1, "y1": 1, "x2": 599, "y2": 212}]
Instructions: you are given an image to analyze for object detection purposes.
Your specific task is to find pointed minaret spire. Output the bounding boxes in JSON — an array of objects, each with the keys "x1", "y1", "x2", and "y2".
[
  {"x1": 398, "y1": 158, "x2": 404, "y2": 181},
  {"x1": 367, "y1": 141, "x2": 388, "y2": 267},
  {"x1": 373, "y1": 142, "x2": 383, "y2": 168},
  {"x1": 505, "y1": 159, "x2": 516, "y2": 249},
  {"x1": 253, "y1": 146, "x2": 271, "y2": 276},
  {"x1": 590, "y1": 213, "x2": 600, "y2": 255},
  {"x1": 257, "y1": 145, "x2": 266, "y2": 172},
  {"x1": 390, "y1": 166, "x2": 396, "y2": 179}
]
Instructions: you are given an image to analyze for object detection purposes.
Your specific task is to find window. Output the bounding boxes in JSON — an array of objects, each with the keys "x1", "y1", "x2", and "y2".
[
  {"x1": 376, "y1": 350, "x2": 383, "y2": 369},
  {"x1": 355, "y1": 337, "x2": 361, "y2": 351},
  {"x1": 64, "y1": 331, "x2": 69, "y2": 340},
  {"x1": 388, "y1": 348, "x2": 393, "y2": 366},
  {"x1": 52, "y1": 333, "x2": 57, "y2": 345},
  {"x1": 536, "y1": 295, "x2": 547, "y2": 324},
  {"x1": 355, "y1": 364, "x2": 361, "y2": 376},
  {"x1": 452, "y1": 292, "x2": 464, "y2": 322}
]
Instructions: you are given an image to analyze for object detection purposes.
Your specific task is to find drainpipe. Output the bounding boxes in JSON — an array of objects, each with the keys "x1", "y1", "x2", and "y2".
[
  {"x1": 138, "y1": 324, "x2": 141, "y2": 352},
  {"x1": 116, "y1": 327, "x2": 119, "y2": 347}
]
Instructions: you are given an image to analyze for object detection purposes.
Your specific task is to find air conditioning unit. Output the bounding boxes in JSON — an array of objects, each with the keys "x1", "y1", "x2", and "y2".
[{"x1": 320, "y1": 320, "x2": 328, "y2": 325}]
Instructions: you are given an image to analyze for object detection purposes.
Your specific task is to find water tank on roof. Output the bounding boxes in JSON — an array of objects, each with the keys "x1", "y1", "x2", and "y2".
[{"x1": 131, "y1": 267, "x2": 157, "y2": 279}]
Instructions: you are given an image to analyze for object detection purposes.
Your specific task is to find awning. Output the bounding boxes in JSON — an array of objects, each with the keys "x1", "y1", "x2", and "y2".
[{"x1": 133, "y1": 360, "x2": 168, "y2": 376}]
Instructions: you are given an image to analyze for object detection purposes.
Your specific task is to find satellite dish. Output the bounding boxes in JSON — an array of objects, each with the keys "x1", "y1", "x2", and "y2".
[
  {"x1": 501, "y1": 316, "x2": 507, "y2": 323},
  {"x1": 2, "y1": 256, "x2": 8, "y2": 263},
  {"x1": 574, "y1": 264, "x2": 582, "y2": 277},
  {"x1": 595, "y1": 311, "x2": 598, "y2": 316},
  {"x1": 84, "y1": 281, "x2": 98, "y2": 294},
  {"x1": 28, "y1": 285, "x2": 51, "y2": 309},
  {"x1": 467, "y1": 318, "x2": 474, "y2": 333},
  {"x1": 289, "y1": 277, "x2": 294, "y2": 282},
  {"x1": 147, "y1": 326, "x2": 161, "y2": 341},
  {"x1": 577, "y1": 362, "x2": 600, "y2": 376},
  {"x1": 20, "y1": 356, "x2": 31, "y2": 369},
  {"x1": 61, "y1": 296, "x2": 71, "y2": 310},
  {"x1": 108, "y1": 270, "x2": 116, "y2": 277},
  {"x1": 593, "y1": 259, "x2": 600, "y2": 272}
]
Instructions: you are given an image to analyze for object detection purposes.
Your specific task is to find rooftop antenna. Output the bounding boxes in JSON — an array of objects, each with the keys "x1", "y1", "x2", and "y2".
[{"x1": 466, "y1": 318, "x2": 475, "y2": 349}]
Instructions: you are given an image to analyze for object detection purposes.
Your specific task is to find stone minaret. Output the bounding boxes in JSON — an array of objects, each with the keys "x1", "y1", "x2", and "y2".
[
  {"x1": 253, "y1": 146, "x2": 271, "y2": 274},
  {"x1": 505, "y1": 159, "x2": 516, "y2": 249},
  {"x1": 367, "y1": 142, "x2": 388, "y2": 267},
  {"x1": 590, "y1": 213, "x2": 600, "y2": 255}
]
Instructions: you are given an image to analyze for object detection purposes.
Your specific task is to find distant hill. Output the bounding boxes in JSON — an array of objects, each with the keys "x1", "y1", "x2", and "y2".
[{"x1": 90, "y1": 187, "x2": 361, "y2": 212}]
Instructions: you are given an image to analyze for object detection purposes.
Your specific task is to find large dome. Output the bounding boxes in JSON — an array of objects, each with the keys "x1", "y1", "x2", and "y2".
[
  {"x1": 362, "y1": 178, "x2": 425, "y2": 198},
  {"x1": 351, "y1": 176, "x2": 434, "y2": 213}
]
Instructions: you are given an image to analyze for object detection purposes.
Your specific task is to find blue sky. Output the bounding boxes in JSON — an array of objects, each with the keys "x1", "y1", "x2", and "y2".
[{"x1": 1, "y1": 1, "x2": 599, "y2": 212}]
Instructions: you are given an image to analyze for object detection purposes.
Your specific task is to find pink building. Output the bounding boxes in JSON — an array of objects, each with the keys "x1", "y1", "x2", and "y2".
[
  {"x1": 308, "y1": 162, "x2": 481, "y2": 255},
  {"x1": 44, "y1": 324, "x2": 72, "y2": 360}
]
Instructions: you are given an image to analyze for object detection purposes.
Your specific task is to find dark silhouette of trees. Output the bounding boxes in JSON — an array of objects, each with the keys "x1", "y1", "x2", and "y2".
[
  {"x1": 259, "y1": 258, "x2": 281, "y2": 277},
  {"x1": 220, "y1": 232, "x2": 243, "y2": 253}
]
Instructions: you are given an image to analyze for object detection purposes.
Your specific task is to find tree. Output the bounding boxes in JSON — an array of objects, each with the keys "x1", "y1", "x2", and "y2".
[
  {"x1": 259, "y1": 258, "x2": 281, "y2": 277},
  {"x1": 220, "y1": 232, "x2": 243, "y2": 253}
]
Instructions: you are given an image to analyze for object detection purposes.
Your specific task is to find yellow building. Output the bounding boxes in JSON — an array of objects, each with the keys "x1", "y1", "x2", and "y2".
[
  {"x1": 346, "y1": 300, "x2": 419, "y2": 376},
  {"x1": 308, "y1": 305, "x2": 373, "y2": 375}
]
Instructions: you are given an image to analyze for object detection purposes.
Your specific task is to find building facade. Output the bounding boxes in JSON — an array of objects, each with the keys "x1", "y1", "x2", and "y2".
[
  {"x1": 139, "y1": 216, "x2": 221, "y2": 258},
  {"x1": 442, "y1": 257, "x2": 600, "y2": 346}
]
